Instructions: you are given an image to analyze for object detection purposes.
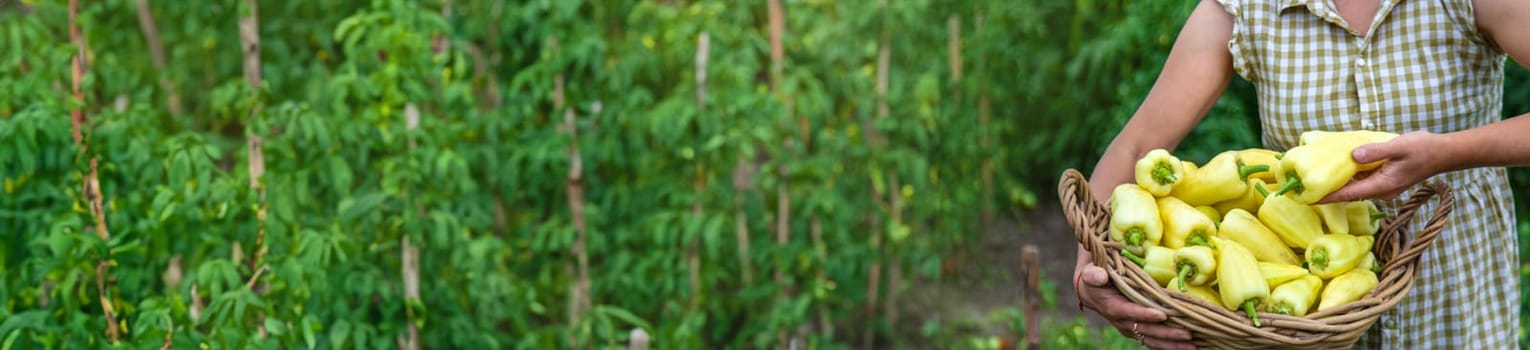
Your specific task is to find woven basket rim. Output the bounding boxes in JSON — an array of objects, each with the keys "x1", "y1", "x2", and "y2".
[{"x1": 1056, "y1": 168, "x2": 1454, "y2": 348}]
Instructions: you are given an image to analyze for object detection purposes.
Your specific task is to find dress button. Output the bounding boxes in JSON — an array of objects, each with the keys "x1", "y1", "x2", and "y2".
[{"x1": 1357, "y1": 58, "x2": 1368, "y2": 67}]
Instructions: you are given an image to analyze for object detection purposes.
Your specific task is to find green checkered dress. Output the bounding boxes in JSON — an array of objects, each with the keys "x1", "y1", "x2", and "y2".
[{"x1": 1213, "y1": 0, "x2": 1519, "y2": 347}]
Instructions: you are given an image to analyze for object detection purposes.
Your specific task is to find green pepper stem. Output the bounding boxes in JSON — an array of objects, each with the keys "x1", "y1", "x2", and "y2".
[
  {"x1": 1126, "y1": 228, "x2": 1146, "y2": 247},
  {"x1": 1186, "y1": 233, "x2": 1210, "y2": 248},
  {"x1": 1370, "y1": 209, "x2": 1387, "y2": 224},
  {"x1": 1271, "y1": 303, "x2": 1293, "y2": 316},
  {"x1": 1153, "y1": 162, "x2": 1179, "y2": 185},
  {"x1": 1177, "y1": 264, "x2": 1192, "y2": 291},
  {"x1": 1272, "y1": 173, "x2": 1304, "y2": 196},
  {"x1": 1238, "y1": 165, "x2": 1270, "y2": 181},
  {"x1": 1310, "y1": 249, "x2": 1328, "y2": 270},
  {"x1": 1274, "y1": 153, "x2": 1284, "y2": 160},
  {"x1": 1122, "y1": 249, "x2": 1146, "y2": 266},
  {"x1": 1254, "y1": 183, "x2": 1270, "y2": 197},
  {"x1": 1243, "y1": 300, "x2": 1262, "y2": 327}
]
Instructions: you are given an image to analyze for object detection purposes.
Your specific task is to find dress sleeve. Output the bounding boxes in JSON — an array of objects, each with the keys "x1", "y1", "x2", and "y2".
[
  {"x1": 1438, "y1": 0, "x2": 1499, "y2": 52},
  {"x1": 1215, "y1": 0, "x2": 1258, "y2": 83}
]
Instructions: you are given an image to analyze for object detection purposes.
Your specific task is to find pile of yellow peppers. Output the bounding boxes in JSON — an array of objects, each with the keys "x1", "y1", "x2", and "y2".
[{"x1": 1111, "y1": 130, "x2": 1397, "y2": 327}]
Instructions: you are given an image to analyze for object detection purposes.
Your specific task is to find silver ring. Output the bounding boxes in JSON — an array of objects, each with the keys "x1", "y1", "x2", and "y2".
[{"x1": 1132, "y1": 322, "x2": 1145, "y2": 343}]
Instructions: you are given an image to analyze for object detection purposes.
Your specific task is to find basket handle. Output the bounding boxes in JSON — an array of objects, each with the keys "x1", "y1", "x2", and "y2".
[
  {"x1": 1376, "y1": 180, "x2": 1454, "y2": 273},
  {"x1": 1057, "y1": 169, "x2": 1114, "y2": 267}
]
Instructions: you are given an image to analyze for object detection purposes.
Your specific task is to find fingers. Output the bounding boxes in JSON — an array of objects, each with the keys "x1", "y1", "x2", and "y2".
[
  {"x1": 1077, "y1": 264, "x2": 1168, "y2": 322},
  {"x1": 1142, "y1": 336, "x2": 1199, "y2": 350},
  {"x1": 1109, "y1": 319, "x2": 1196, "y2": 350}
]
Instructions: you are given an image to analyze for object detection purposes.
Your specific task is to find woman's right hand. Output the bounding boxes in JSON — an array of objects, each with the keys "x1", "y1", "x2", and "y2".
[{"x1": 1075, "y1": 248, "x2": 1196, "y2": 350}]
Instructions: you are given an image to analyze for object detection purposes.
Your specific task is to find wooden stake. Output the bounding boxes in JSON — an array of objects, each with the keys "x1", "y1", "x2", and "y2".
[
  {"x1": 133, "y1": 0, "x2": 180, "y2": 115},
  {"x1": 238, "y1": 0, "x2": 271, "y2": 339},
  {"x1": 69, "y1": 0, "x2": 117, "y2": 342},
  {"x1": 689, "y1": 32, "x2": 710, "y2": 310}
]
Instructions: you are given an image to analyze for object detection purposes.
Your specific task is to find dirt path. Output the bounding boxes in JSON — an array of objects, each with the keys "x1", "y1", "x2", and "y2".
[{"x1": 890, "y1": 202, "x2": 1110, "y2": 346}]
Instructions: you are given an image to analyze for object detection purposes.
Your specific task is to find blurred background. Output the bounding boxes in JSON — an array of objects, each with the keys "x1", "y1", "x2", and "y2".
[{"x1": 1, "y1": 0, "x2": 1527, "y2": 349}]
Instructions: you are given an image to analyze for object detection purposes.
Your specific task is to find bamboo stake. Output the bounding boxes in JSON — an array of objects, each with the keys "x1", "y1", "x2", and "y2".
[
  {"x1": 689, "y1": 32, "x2": 710, "y2": 310},
  {"x1": 862, "y1": 6, "x2": 892, "y2": 345},
  {"x1": 238, "y1": 0, "x2": 271, "y2": 339},
  {"x1": 69, "y1": 0, "x2": 118, "y2": 343},
  {"x1": 133, "y1": 0, "x2": 180, "y2": 115}
]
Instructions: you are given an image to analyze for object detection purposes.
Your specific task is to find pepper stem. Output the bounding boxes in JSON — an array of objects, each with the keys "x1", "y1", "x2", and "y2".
[
  {"x1": 1238, "y1": 165, "x2": 1270, "y2": 181},
  {"x1": 1310, "y1": 249, "x2": 1328, "y2": 270},
  {"x1": 1122, "y1": 249, "x2": 1146, "y2": 266},
  {"x1": 1272, "y1": 172, "x2": 1304, "y2": 196},
  {"x1": 1271, "y1": 303, "x2": 1293, "y2": 316},
  {"x1": 1177, "y1": 264, "x2": 1192, "y2": 291},
  {"x1": 1126, "y1": 228, "x2": 1146, "y2": 247},
  {"x1": 1153, "y1": 161, "x2": 1178, "y2": 185},
  {"x1": 1186, "y1": 233, "x2": 1210, "y2": 248},
  {"x1": 1370, "y1": 208, "x2": 1387, "y2": 225},
  {"x1": 1243, "y1": 300, "x2": 1263, "y2": 327},
  {"x1": 1255, "y1": 182, "x2": 1270, "y2": 197}
]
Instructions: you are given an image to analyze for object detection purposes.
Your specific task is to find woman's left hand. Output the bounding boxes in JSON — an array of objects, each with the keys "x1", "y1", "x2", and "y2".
[{"x1": 1320, "y1": 131, "x2": 1450, "y2": 203}]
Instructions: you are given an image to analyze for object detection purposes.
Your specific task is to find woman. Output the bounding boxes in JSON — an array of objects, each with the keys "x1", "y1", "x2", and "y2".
[{"x1": 1073, "y1": 0, "x2": 1530, "y2": 348}]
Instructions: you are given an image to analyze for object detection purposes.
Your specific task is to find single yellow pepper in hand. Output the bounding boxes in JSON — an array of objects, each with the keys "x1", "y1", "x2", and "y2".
[
  {"x1": 1272, "y1": 131, "x2": 1399, "y2": 204},
  {"x1": 1317, "y1": 269, "x2": 1379, "y2": 312},
  {"x1": 1158, "y1": 196, "x2": 1218, "y2": 249},
  {"x1": 1134, "y1": 149, "x2": 1184, "y2": 197},
  {"x1": 1267, "y1": 274, "x2": 1323, "y2": 316},
  {"x1": 1110, "y1": 184, "x2": 1164, "y2": 255}
]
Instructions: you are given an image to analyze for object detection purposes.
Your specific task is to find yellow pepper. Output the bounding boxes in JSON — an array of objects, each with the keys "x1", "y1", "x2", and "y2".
[
  {"x1": 1313, "y1": 202, "x2": 1350, "y2": 235},
  {"x1": 1257, "y1": 193, "x2": 1324, "y2": 249},
  {"x1": 1134, "y1": 149, "x2": 1184, "y2": 197},
  {"x1": 1235, "y1": 148, "x2": 1282, "y2": 183},
  {"x1": 1305, "y1": 234, "x2": 1374, "y2": 279},
  {"x1": 1297, "y1": 130, "x2": 1394, "y2": 144},
  {"x1": 1258, "y1": 262, "x2": 1309, "y2": 287},
  {"x1": 1346, "y1": 200, "x2": 1386, "y2": 236},
  {"x1": 1299, "y1": 130, "x2": 1398, "y2": 171},
  {"x1": 1219, "y1": 209, "x2": 1302, "y2": 265},
  {"x1": 1356, "y1": 252, "x2": 1381, "y2": 274},
  {"x1": 1169, "y1": 151, "x2": 1269, "y2": 206},
  {"x1": 1267, "y1": 274, "x2": 1323, "y2": 316},
  {"x1": 1168, "y1": 276, "x2": 1222, "y2": 306},
  {"x1": 1217, "y1": 240, "x2": 1270, "y2": 327},
  {"x1": 1316, "y1": 269, "x2": 1379, "y2": 312},
  {"x1": 1174, "y1": 246, "x2": 1218, "y2": 291},
  {"x1": 1273, "y1": 131, "x2": 1399, "y2": 204},
  {"x1": 1158, "y1": 196, "x2": 1218, "y2": 249},
  {"x1": 1195, "y1": 205, "x2": 1222, "y2": 227},
  {"x1": 1212, "y1": 179, "x2": 1276, "y2": 216},
  {"x1": 1122, "y1": 245, "x2": 1178, "y2": 287},
  {"x1": 1110, "y1": 184, "x2": 1164, "y2": 255}
]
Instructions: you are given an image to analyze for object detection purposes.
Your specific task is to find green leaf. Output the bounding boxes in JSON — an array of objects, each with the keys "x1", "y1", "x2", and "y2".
[{"x1": 264, "y1": 317, "x2": 285, "y2": 336}]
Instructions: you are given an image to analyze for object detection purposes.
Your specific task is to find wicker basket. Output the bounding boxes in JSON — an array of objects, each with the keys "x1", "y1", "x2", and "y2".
[{"x1": 1056, "y1": 169, "x2": 1454, "y2": 349}]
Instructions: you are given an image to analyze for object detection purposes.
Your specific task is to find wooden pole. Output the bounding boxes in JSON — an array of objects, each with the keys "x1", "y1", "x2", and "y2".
[
  {"x1": 133, "y1": 0, "x2": 180, "y2": 115},
  {"x1": 69, "y1": 0, "x2": 118, "y2": 343},
  {"x1": 689, "y1": 32, "x2": 710, "y2": 310}
]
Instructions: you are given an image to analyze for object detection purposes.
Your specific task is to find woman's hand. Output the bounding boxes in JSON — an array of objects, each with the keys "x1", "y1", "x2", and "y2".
[
  {"x1": 1074, "y1": 248, "x2": 1196, "y2": 349},
  {"x1": 1321, "y1": 131, "x2": 1450, "y2": 203}
]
